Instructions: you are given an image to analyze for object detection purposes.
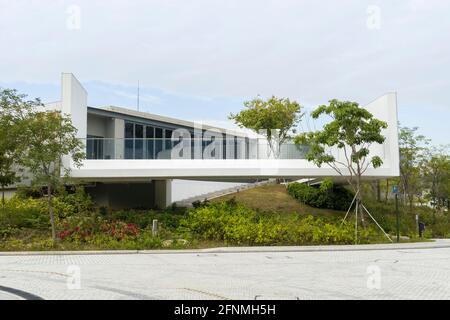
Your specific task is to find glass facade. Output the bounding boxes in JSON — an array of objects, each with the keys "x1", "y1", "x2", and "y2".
[
  {"x1": 86, "y1": 135, "x2": 104, "y2": 159},
  {"x1": 85, "y1": 118, "x2": 308, "y2": 160}
]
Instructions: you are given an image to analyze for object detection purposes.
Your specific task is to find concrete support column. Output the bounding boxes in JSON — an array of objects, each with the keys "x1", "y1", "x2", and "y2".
[
  {"x1": 113, "y1": 118, "x2": 125, "y2": 159},
  {"x1": 154, "y1": 180, "x2": 172, "y2": 209}
]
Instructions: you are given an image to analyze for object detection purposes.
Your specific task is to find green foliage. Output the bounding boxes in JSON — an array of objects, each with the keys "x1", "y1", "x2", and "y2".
[
  {"x1": 398, "y1": 126, "x2": 430, "y2": 210},
  {"x1": 0, "y1": 88, "x2": 41, "y2": 205},
  {"x1": 0, "y1": 188, "x2": 95, "y2": 238},
  {"x1": 295, "y1": 100, "x2": 387, "y2": 170},
  {"x1": 192, "y1": 199, "x2": 210, "y2": 209},
  {"x1": 20, "y1": 111, "x2": 86, "y2": 241},
  {"x1": 181, "y1": 200, "x2": 380, "y2": 245},
  {"x1": 363, "y1": 198, "x2": 449, "y2": 238},
  {"x1": 230, "y1": 96, "x2": 303, "y2": 157},
  {"x1": 53, "y1": 187, "x2": 95, "y2": 218},
  {"x1": 287, "y1": 181, "x2": 354, "y2": 211},
  {"x1": 0, "y1": 195, "x2": 188, "y2": 250},
  {"x1": 294, "y1": 100, "x2": 388, "y2": 205},
  {"x1": 423, "y1": 145, "x2": 449, "y2": 210},
  {"x1": 2, "y1": 192, "x2": 444, "y2": 252},
  {"x1": 0, "y1": 196, "x2": 49, "y2": 234},
  {"x1": 22, "y1": 111, "x2": 85, "y2": 188},
  {"x1": 106, "y1": 209, "x2": 185, "y2": 230}
]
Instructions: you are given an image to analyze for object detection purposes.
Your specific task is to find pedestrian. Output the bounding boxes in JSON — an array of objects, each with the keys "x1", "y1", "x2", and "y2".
[{"x1": 418, "y1": 222, "x2": 425, "y2": 238}]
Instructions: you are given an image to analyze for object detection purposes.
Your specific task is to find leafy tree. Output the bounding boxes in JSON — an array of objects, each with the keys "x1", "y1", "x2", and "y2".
[
  {"x1": 22, "y1": 111, "x2": 85, "y2": 242},
  {"x1": 0, "y1": 89, "x2": 38, "y2": 206},
  {"x1": 398, "y1": 126, "x2": 429, "y2": 211},
  {"x1": 229, "y1": 96, "x2": 303, "y2": 158},
  {"x1": 424, "y1": 145, "x2": 450, "y2": 212},
  {"x1": 294, "y1": 99, "x2": 387, "y2": 233}
]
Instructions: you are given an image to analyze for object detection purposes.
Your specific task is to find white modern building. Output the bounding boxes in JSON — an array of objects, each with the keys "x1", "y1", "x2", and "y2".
[{"x1": 42, "y1": 73, "x2": 399, "y2": 208}]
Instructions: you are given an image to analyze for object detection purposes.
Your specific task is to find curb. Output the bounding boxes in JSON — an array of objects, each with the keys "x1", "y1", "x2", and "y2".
[{"x1": 0, "y1": 240, "x2": 449, "y2": 256}]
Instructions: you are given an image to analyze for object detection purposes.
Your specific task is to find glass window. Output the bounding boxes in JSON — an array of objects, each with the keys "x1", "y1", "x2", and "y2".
[
  {"x1": 125, "y1": 122, "x2": 134, "y2": 159},
  {"x1": 87, "y1": 135, "x2": 103, "y2": 159},
  {"x1": 146, "y1": 126, "x2": 154, "y2": 159},
  {"x1": 155, "y1": 128, "x2": 163, "y2": 159},
  {"x1": 125, "y1": 122, "x2": 134, "y2": 138},
  {"x1": 135, "y1": 124, "x2": 144, "y2": 159},
  {"x1": 165, "y1": 129, "x2": 173, "y2": 151}
]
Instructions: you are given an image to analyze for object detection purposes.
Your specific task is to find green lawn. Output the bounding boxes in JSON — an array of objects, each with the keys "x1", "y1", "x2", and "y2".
[{"x1": 211, "y1": 184, "x2": 346, "y2": 217}]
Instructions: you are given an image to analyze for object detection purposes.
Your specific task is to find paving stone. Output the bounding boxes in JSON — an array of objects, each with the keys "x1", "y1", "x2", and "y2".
[{"x1": 0, "y1": 242, "x2": 449, "y2": 300}]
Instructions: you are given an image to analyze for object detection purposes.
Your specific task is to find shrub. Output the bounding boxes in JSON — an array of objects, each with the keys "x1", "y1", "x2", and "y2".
[
  {"x1": 365, "y1": 199, "x2": 450, "y2": 238},
  {"x1": 107, "y1": 209, "x2": 184, "y2": 230},
  {"x1": 181, "y1": 201, "x2": 381, "y2": 245},
  {"x1": 0, "y1": 196, "x2": 49, "y2": 231},
  {"x1": 192, "y1": 199, "x2": 210, "y2": 209},
  {"x1": 57, "y1": 215, "x2": 107, "y2": 241},
  {"x1": 53, "y1": 187, "x2": 95, "y2": 219},
  {"x1": 287, "y1": 181, "x2": 354, "y2": 211}
]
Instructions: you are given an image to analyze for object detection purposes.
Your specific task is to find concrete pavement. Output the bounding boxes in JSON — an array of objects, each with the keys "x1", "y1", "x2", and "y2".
[
  {"x1": 1, "y1": 239, "x2": 449, "y2": 256},
  {"x1": 1, "y1": 240, "x2": 449, "y2": 300}
]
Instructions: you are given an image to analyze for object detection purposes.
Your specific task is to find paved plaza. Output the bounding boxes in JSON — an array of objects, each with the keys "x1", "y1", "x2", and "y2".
[{"x1": 1, "y1": 240, "x2": 449, "y2": 300}]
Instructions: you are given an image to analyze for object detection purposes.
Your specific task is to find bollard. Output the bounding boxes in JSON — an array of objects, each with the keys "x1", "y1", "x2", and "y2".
[{"x1": 152, "y1": 219, "x2": 158, "y2": 236}]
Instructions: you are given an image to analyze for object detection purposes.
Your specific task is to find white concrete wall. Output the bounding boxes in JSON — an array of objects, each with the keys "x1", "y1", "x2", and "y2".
[
  {"x1": 61, "y1": 73, "x2": 87, "y2": 168},
  {"x1": 87, "y1": 114, "x2": 107, "y2": 137},
  {"x1": 154, "y1": 180, "x2": 172, "y2": 208},
  {"x1": 170, "y1": 179, "x2": 247, "y2": 202},
  {"x1": 61, "y1": 73, "x2": 87, "y2": 139},
  {"x1": 364, "y1": 92, "x2": 400, "y2": 176}
]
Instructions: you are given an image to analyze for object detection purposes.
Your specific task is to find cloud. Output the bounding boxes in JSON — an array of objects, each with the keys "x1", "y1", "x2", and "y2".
[
  {"x1": 0, "y1": 0, "x2": 449, "y2": 143},
  {"x1": 113, "y1": 90, "x2": 162, "y2": 105}
]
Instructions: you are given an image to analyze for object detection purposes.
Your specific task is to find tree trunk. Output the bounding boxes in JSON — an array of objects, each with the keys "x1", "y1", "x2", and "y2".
[
  {"x1": 376, "y1": 180, "x2": 381, "y2": 202},
  {"x1": 409, "y1": 195, "x2": 414, "y2": 213},
  {"x1": 356, "y1": 176, "x2": 366, "y2": 229},
  {"x1": 47, "y1": 184, "x2": 56, "y2": 242},
  {"x1": 385, "y1": 180, "x2": 389, "y2": 202},
  {"x1": 1, "y1": 186, "x2": 5, "y2": 208}
]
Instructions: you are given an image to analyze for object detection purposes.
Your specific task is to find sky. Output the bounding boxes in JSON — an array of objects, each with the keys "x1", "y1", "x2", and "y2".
[{"x1": 0, "y1": 0, "x2": 449, "y2": 144}]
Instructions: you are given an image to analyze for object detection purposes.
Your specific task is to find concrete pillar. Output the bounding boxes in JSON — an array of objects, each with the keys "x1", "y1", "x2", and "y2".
[
  {"x1": 113, "y1": 118, "x2": 125, "y2": 159},
  {"x1": 61, "y1": 73, "x2": 88, "y2": 168},
  {"x1": 104, "y1": 117, "x2": 125, "y2": 159},
  {"x1": 154, "y1": 180, "x2": 172, "y2": 209}
]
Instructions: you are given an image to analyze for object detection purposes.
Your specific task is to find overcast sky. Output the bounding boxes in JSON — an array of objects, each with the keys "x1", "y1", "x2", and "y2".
[{"x1": 0, "y1": 0, "x2": 449, "y2": 144}]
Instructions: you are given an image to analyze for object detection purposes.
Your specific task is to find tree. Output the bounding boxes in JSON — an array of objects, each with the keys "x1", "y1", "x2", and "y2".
[
  {"x1": 22, "y1": 111, "x2": 85, "y2": 242},
  {"x1": 229, "y1": 96, "x2": 303, "y2": 158},
  {"x1": 294, "y1": 99, "x2": 389, "y2": 241},
  {"x1": 398, "y1": 126, "x2": 429, "y2": 212},
  {"x1": 0, "y1": 89, "x2": 38, "y2": 206},
  {"x1": 424, "y1": 145, "x2": 450, "y2": 212}
]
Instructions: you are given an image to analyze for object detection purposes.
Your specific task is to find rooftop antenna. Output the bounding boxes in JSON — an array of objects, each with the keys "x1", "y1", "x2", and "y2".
[{"x1": 137, "y1": 80, "x2": 140, "y2": 112}]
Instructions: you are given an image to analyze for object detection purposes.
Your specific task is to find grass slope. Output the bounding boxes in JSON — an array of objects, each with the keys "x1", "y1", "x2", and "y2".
[{"x1": 211, "y1": 184, "x2": 346, "y2": 217}]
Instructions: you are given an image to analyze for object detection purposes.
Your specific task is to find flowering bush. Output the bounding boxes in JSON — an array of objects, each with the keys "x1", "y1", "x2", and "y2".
[
  {"x1": 58, "y1": 217, "x2": 139, "y2": 242},
  {"x1": 102, "y1": 221, "x2": 139, "y2": 240}
]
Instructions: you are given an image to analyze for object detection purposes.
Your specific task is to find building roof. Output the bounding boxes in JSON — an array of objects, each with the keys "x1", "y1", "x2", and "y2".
[{"x1": 90, "y1": 105, "x2": 258, "y2": 138}]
